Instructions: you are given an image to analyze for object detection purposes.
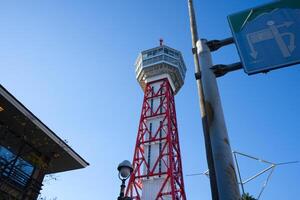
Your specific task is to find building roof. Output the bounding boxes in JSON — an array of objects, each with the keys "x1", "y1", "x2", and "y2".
[{"x1": 0, "y1": 85, "x2": 89, "y2": 174}]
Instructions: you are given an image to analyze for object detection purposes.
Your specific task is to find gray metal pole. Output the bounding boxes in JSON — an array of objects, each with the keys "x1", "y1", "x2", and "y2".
[
  {"x1": 187, "y1": 1, "x2": 219, "y2": 199},
  {"x1": 187, "y1": 0, "x2": 241, "y2": 199},
  {"x1": 196, "y1": 39, "x2": 241, "y2": 200}
]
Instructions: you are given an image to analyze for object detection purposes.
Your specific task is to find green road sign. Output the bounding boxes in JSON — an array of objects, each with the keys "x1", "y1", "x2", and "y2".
[{"x1": 228, "y1": 0, "x2": 300, "y2": 74}]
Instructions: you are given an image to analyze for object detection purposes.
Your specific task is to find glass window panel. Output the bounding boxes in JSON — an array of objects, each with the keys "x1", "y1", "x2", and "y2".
[
  {"x1": 0, "y1": 146, "x2": 15, "y2": 163},
  {"x1": 0, "y1": 145, "x2": 34, "y2": 187},
  {"x1": 15, "y1": 159, "x2": 34, "y2": 176}
]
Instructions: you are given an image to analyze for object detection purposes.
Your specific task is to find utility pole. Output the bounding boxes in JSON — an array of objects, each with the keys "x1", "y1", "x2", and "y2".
[
  {"x1": 187, "y1": 0, "x2": 241, "y2": 199},
  {"x1": 187, "y1": 0, "x2": 219, "y2": 199}
]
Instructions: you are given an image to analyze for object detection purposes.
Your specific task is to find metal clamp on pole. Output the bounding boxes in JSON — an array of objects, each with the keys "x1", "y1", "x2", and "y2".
[
  {"x1": 211, "y1": 62, "x2": 243, "y2": 77},
  {"x1": 192, "y1": 47, "x2": 198, "y2": 55},
  {"x1": 194, "y1": 72, "x2": 201, "y2": 80},
  {"x1": 207, "y1": 37, "x2": 235, "y2": 52}
]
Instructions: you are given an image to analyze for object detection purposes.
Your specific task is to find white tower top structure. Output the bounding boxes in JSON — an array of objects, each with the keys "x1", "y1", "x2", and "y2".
[{"x1": 135, "y1": 41, "x2": 187, "y2": 94}]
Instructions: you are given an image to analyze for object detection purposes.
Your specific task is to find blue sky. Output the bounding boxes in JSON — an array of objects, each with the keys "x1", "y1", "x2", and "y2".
[{"x1": 0, "y1": 0, "x2": 299, "y2": 199}]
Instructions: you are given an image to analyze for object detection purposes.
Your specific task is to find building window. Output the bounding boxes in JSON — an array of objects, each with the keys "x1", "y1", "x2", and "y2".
[{"x1": 0, "y1": 145, "x2": 34, "y2": 187}]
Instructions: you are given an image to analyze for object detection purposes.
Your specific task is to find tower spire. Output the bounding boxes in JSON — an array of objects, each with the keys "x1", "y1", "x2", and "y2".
[{"x1": 159, "y1": 38, "x2": 164, "y2": 46}]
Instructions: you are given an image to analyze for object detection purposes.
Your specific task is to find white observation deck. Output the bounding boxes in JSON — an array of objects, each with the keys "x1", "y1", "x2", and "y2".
[{"x1": 135, "y1": 43, "x2": 187, "y2": 95}]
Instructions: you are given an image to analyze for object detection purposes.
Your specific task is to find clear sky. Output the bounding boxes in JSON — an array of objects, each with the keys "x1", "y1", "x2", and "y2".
[{"x1": 0, "y1": 0, "x2": 299, "y2": 199}]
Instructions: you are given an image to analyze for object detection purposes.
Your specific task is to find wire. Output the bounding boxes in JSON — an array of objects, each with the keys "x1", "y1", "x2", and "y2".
[{"x1": 233, "y1": 150, "x2": 299, "y2": 199}]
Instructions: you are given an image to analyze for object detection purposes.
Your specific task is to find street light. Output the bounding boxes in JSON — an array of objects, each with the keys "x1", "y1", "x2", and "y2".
[{"x1": 117, "y1": 160, "x2": 133, "y2": 200}]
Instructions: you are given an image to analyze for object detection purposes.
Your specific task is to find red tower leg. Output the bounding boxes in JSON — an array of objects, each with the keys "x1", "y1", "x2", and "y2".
[{"x1": 126, "y1": 78, "x2": 186, "y2": 200}]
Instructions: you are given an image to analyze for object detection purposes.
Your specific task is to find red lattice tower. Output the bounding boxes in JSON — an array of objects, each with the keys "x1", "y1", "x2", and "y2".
[{"x1": 126, "y1": 44, "x2": 187, "y2": 200}]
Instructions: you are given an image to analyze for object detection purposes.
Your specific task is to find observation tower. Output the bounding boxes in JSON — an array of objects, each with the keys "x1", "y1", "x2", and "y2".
[{"x1": 126, "y1": 40, "x2": 187, "y2": 200}]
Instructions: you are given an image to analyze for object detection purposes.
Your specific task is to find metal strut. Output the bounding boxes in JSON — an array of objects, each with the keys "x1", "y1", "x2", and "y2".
[
  {"x1": 207, "y1": 37, "x2": 235, "y2": 52},
  {"x1": 233, "y1": 150, "x2": 299, "y2": 199},
  {"x1": 211, "y1": 62, "x2": 243, "y2": 77}
]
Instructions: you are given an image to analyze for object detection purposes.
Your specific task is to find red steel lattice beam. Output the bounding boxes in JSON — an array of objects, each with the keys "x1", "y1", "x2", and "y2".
[{"x1": 126, "y1": 78, "x2": 186, "y2": 200}]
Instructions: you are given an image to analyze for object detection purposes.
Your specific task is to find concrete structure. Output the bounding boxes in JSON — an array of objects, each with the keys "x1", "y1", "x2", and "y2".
[
  {"x1": 0, "y1": 85, "x2": 89, "y2": 200},
  {"x1": 126, "y1": 43, "x2": 187, "y2": 200}
]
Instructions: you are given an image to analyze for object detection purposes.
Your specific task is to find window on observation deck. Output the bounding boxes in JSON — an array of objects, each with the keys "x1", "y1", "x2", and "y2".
[{"x1": 0, "y1": 145, "x2": 34, "y2": 187}]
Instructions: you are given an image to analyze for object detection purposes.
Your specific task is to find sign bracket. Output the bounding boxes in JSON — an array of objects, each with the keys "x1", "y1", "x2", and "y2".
[
  {"x1": 207, "y1": 37, "x2": 234, "y2": 52},
  {"x1": 211, "y1": 62, "x2": 243, "y2": 77}
]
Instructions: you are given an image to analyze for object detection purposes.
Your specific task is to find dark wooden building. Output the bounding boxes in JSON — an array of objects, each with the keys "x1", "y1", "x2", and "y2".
[{"x1": 0, "y1": 85, "x2": 89, "y2": 200}]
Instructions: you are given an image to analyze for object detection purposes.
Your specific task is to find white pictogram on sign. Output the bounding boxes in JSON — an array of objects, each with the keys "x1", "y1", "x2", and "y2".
[{"x1": 246, "y1": 21, "x2": 295, "y2": 59}]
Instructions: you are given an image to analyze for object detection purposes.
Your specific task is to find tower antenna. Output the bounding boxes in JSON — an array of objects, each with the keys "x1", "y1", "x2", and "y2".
[{"x1": 159, "y1": 38, "x2": 164, "y2": 46}]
